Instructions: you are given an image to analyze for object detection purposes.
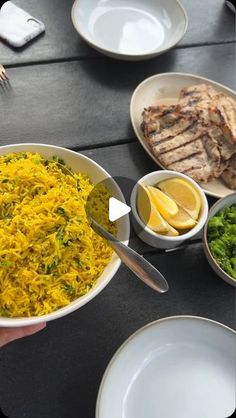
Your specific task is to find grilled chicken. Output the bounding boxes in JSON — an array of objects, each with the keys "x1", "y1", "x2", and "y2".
[
  {"x1": 161, "y1": 133, "x2": 221, "y2": 183},
  {"x1": 141, "y1": 105, "x2": 179, "y2": 138},
  {"x1": 208, "y1": 126, "x2": 235, "y2": 162},
  {"x1": 209, "y1": 94, "x2": 236, "y2": 144},
  {"x1": 221, "y1": 155, "x2": 236, "y2": 189},
  {"x1": 179, "y1": 84, "x2": 218, "y2": 103},
  {"x1": 151, "y1": 123, "x2": 206, "y2": 157},
  {"x1": 141, "y1": 84, "x2": 236, "y2": 188},
  {"x1": 179, "y1": 84, "x2": 217, "y2": 126}
]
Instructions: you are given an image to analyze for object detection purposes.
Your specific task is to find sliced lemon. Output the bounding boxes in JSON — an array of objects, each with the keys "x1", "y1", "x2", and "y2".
[
  {"x1": 158, "y1": 178, "x2": 201, "y2": 220},
  {"x1": 166, "y1": 205, "x2": 197, "y2": 230},
  {"x1": 136, "y1": 185, "x2": 179, "y2": 236},
  {"x1": 146, "y1": 185, "x2": 178, "y2": 219},
  {"x1": 158, "y1": 223, "x2": 179, "y2": 237}
]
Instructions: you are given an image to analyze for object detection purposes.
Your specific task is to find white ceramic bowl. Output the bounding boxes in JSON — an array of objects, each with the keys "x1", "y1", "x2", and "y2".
[
  {"x1": 203, "y1": 193, "x2": 236, "y2": 287},
  {"x1": 96, "y1": 316, "x2": 236, "y2": 418},
  {"x1": 130, "y1": 170, "x2": 208, "y2": 249},
  {"x1": 71, "y1": 0, "x2": 188, "y2": 61},
  {"x1": 0, "y1": 143, "x2": 130, "y2": 327}
]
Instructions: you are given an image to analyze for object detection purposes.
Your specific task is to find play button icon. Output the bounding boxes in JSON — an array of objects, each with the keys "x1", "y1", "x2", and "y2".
[
  {"x1": 85, "y1": 176, "x2": 137, "y2": 240},
  {"x1": 109, "y1": 197, "x2": 131, "y2": 222}
]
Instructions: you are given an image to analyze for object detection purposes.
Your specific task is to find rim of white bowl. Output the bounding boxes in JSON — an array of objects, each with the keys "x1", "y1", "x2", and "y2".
[
  {"x1": 0, "y1": 143, "x2": 130, "y2": 327},
  {"x1": 96, "y1": 315, "x2": 236, "y2": 418},
  {"x1": 130, "y1": 170, "x2": 209, "y2": 241},
  {"x1": 71, "y1": 0, "x2": 188, "y2": 58},
  {"x1": 130, "y1": 72, "x2": 236, "y2": 104}
]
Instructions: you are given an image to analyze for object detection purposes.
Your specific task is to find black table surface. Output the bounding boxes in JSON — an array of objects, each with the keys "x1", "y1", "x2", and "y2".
[{"x1": 0, "y1": 1, "x2": 235, "y2": 418}]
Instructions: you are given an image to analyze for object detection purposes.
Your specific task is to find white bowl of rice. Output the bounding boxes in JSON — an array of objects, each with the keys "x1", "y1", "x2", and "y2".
[{"x1": 0, "y1": 143, "x2": 129, "y2": 327}]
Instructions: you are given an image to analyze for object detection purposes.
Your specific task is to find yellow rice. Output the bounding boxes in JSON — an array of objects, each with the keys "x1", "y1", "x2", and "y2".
[{"x1": 0, "y1": 152, "x2": 116, "y2": 317}]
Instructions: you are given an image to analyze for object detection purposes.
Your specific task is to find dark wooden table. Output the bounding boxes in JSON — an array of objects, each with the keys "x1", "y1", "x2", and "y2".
[{"x1": 0, "y1": 1, "x2": 235, "y2": 418}]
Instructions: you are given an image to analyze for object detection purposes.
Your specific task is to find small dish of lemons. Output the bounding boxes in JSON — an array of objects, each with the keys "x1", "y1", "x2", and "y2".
[{"x1": 131, "y1": 171, "x2": 208, "y2": 249}]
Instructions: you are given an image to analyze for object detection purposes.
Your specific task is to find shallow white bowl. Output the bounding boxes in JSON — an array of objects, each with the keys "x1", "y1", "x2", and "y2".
[
  {"x1": 71, "y1": 0, "x2": 188, "y2": 60},
  {"x1": 0, "y1": 143, "x2": 130, "y2": 327},
  {"x1": 96, "y1": 316, "x2": 236, "y2": 418},
  {"x1": 130, "y1": 170, "x2": 208, "y2": 249},
  {"x1": 203, "y1": 193, "x2": 236, "y2": 287},
  {"x1": 130, "y1": 72, "x2": 236, "y2": 197}
]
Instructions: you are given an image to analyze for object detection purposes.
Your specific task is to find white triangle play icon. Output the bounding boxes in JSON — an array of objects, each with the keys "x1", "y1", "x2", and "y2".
[{"x1": 109, "y1": 197, "x2": 131, "y2": 222}]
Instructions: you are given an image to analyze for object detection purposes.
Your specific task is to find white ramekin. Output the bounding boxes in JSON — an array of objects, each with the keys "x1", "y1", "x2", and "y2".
[{"x1": 130, "y1": 170, "x2": 208, "y2": 249}]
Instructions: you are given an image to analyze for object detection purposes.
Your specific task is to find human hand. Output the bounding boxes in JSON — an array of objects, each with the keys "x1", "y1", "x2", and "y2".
[{"x1": 0, "y1": 323, "x2": 46, "y2": 348}]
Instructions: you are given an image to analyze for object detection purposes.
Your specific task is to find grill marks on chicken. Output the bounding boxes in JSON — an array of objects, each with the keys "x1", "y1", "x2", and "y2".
[
  {"x1": 141, "y1": 84, "x2": 236, "y2": 189},
  {"x1": 151, "y1": 123, "x2": 204, "y2": 156}
]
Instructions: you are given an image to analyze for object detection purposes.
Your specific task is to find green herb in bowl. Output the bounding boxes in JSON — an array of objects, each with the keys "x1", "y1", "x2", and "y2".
[{"x1": 207, "y1": 204, "x2": 236, "y2": 280}]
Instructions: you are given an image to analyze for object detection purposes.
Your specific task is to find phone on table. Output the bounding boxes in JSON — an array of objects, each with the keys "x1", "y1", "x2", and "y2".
[
  {"x1": 0, "y1": 1, "x2": 45, "y2": 47},
  {"x1": 225, "y1": 0, "x2": 236, "y2": 13}
]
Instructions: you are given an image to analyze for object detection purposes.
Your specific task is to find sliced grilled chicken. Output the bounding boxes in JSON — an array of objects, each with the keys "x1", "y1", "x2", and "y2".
[
  {"x1": 209, "y1": 94, "x2": 236, "y2": 144},
  {"x1": 208, "y1": 126, "x2": 235, "y2": 161},
  {"x1": 158, "y1": 138, "x2": 205, "y2": 167},
  {"x1": 221, "y1": 155, "x2": 236, "y2": 189},
  {"x1": 151, "y1": 123, "x2": 206, "y2": 157},
  {"x1": 142, "y1": 106, "x2": 197, "y2": 147},
  {"x1": 179, "y1": 84, "x2": 219, "y2": 126},
  {"x1": 168, "y1": 151, "x2": 216, "y2": 183},
  {"x1": 141, "y1": 83, "x2": 236, "y2": 187},
  {"x1": 163, "y1": 132, "x2": 221, "y2": 183},
  {"x1": 179, "y1": 83, "x2": 218, "y2": 106},
  {"x1": 141, "y1": 105, "x2": 178, "y2": 138},
  {"x1": 148, "y1": 118, "x2": 196, "y2": 146}
]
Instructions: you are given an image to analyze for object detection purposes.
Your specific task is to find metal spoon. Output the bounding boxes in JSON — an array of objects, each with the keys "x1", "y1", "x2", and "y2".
[
  {"x1": 49, "y1": 160, "x2": 169, "y2": 293},
  {"x1": 90, "y1": 217, "x2": 169, "y2": 293}
]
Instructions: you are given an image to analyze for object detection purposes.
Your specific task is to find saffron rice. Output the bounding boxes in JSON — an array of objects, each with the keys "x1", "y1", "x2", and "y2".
[{"x1": 0, "y1": 152, "x2": 116, "y2": 317}]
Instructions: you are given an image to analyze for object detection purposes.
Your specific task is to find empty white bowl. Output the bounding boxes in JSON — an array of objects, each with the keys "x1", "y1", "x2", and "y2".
[
  {"x1": 130, "y1": 170, "x2": 208, "y2": 249},
  {"x1": 0, "y1": 143, "x2": 130, "y2": 327},
  {"x1": 71, "y1": 0, "x2": 188, "y2": 60},
  {"x1": 96, "y1": 316, "x2": 236, "y2": 418}
]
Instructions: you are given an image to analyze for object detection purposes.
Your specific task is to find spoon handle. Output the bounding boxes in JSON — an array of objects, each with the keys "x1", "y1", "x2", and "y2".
[{"x1": 91, "y1": 219, "x2": 169, "y2": 293}]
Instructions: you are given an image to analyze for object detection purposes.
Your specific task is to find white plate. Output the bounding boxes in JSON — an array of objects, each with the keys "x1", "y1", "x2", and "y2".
[
  {"x1": 71, "y1": 0, "x2": 187, "y2": 61},
  {"x1": 96, "y1": 316, "x2": 236, "y2": 418},
  {"x1": 130, "y1": 72, "x2": 236, "y2": 198}
]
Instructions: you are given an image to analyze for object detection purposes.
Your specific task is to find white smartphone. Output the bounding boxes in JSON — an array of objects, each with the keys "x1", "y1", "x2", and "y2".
[{"x1": 0, "y1": 1, "x2": 45, "y2": 47}]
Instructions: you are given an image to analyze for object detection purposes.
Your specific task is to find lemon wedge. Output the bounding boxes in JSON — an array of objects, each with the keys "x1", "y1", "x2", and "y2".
[
  {"x1": 166, "y1": 205, "x2": 197, "y2": 230},
  {"x1": 158, "y1": 223, "x2": 179, "y2": 237},
  {"x1": 158, "y1": 178, "x2": 201, "y2": 220},
  {"x1": 136, "y1": 185, "x2": 179, "y2": 236},
  {"x1": 146, "y1": 186, "x2": 178, "y2": 219}
]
